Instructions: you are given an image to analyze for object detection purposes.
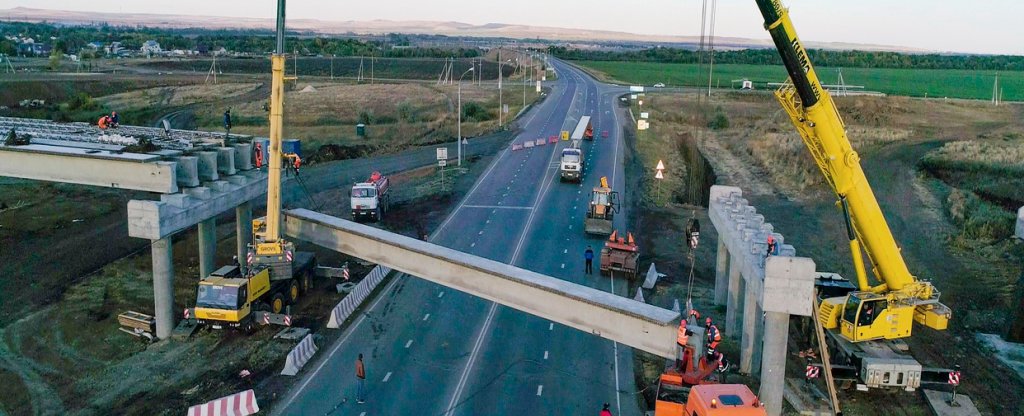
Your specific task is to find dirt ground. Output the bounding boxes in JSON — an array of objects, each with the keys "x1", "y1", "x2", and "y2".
[{"x1": 628, "y1": 90, "x2": 1024, "y2": 415}]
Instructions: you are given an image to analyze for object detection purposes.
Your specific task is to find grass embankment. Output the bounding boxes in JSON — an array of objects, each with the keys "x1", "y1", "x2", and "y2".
[
  {"x1": 577, "y1": 60, "x2": 1024, "y2": 101},
  {"x1": 134, "y1": 56, "x2": 513, "y2": 80}
]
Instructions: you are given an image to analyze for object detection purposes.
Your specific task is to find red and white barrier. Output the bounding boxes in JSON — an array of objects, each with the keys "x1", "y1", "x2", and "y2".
[
  {"x1": 512, "y1": 144, "x2": 524, "y2": 151},
  {"x1": 548, "y1": 135, "x2": 558, "y2": 143},
  {"x1": 327, "y1": 266, "x2": 393, "y2": 329},
  {"x1": 805, "y1": 365, "x2": 820, "y2": 379},
  {"x1": 948, "y1": 370, "x2": 960, "y2": 386},
  {"x1": 281, "y1": 333, "x2": 318, "y2": 376},
  {"x1": 187, "y1": 389, "x2": 259, "y2": 416},
  {"x1": 535, "y1": 138, "x2": 546, "y2": 146},
  {"x1": 523, "y1": 140, "x2": 535, "y2": 149}
]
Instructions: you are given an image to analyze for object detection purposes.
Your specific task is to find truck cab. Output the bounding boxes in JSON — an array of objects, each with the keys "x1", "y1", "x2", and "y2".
[
  {"x1": 655, "y1": 381, "x2": 766, "y2": 416},
  {"x1": 194, "y1": 265, "x2": 272, "y2": 331},
  {"x1": 560, "y1": 143, "x2": 584, "y2": 182},
  {"x1": 350, "y1": 172, "x2": 390, "y2": 222}
]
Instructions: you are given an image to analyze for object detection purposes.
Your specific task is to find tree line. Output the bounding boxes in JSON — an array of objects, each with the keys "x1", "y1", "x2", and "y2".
[
  {"x1": 0, "y1": 21, "x2": 481, "y2": 58},
  {"x1": 547, "y1": 46, "x2": 1024, "y2": 71}
]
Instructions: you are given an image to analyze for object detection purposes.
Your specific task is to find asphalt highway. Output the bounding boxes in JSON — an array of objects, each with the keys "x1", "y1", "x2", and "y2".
[{"x1": 274, "y1": 59, "x2": 638, "y2": 416}]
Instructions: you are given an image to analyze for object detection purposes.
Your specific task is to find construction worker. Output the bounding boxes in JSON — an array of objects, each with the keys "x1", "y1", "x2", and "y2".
[
  {"x1": 355, "y1": 353, "x2": 366, "y2": 404},
  {"x1": 223, "y1": 108, "x2": 232, "y2": 137},
  {"x1": 686, "y1": 214, "x2": 700, "y2": 250},
  {"x1": 584, "y1": 245, "x2": 594, "y2": 275},
  {"x1": 705, "y1": 317, "x2": 721, "y2": 358},
  {"x1": 676, "y1": 320, "x2": 694, "y2": 371},
  {"x1": 600, "y1": 403, "x2": 613, "y2": 416},
  {"x1": 766, "y1": 235, "x2": 777, "y2": 258},
  {"x1": 110, "y1": 111, "x2": 119, "y2": 128},
  {"x1": 97, "y1": 115, "x2": 109, "y2": 129}
]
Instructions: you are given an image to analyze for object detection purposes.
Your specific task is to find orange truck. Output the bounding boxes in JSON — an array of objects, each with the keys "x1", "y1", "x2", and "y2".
[{"x1": 655, "y1": 378, "x2": 767, "y2": 416}]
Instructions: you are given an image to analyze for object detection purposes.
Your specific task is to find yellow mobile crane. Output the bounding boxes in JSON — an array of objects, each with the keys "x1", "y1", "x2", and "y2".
[
  {"x1": 192, "y1": 0, "x2": 317, "y2": 331},
  {"x1": 753, "y1": 0, "x2": 953, "y2": 389}
]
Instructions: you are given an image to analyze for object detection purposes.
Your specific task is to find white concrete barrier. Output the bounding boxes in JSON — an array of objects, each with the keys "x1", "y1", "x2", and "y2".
[
  {"x1": 642, "y1": 263, "x2": 665, "y2": 289},
  {"x1": 326, "y1": 265, "x2": 392, "y2": 329},
  {"x1": 281, "y1": 334, "x2": 318, "y2": 376},
  {"x1": 187, "y1": 389, "x2": 259, "y2": 416},
  {"x1": 633, "y1": 287, "x2": 645, "y2": 303},
  {"x1": 1016, "y1": 206, "x2": 1023, "y2": 240}
]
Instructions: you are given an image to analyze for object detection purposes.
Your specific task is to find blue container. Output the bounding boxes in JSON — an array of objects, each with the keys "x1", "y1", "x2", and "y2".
[{"x1": 282, "y1": 139, "x2": 302, "y2": 158}]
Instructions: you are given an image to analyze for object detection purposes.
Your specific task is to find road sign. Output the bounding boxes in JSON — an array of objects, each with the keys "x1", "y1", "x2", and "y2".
[
  {"x1": 436, "y1": 147, "x2": 448, "y2": 160},
  {"x1": 503, "y1": 104, "x2": 509, "y2": 114},
  {"x1": 462, "y1": 138, "x2": 468, "y2": 145},
  {"x1": 438, "y1": 160, "x2": 447, "y2": 167},
  {"x1": 640, "y1": 112, "x2": 649, "y2": 119},
  {"x1": 656, "y1": 160, "x2": 665, "y2": 170},
  {"x1": 630, "y1": 94, "x2": 637, "y2": 100},
  {"x1": 638, "y1": 100, "x2": 643, "y2": 106},
  {"x1": 536, "y1": 80, "x2": 542, "y2": 92},
  {"x1": 655, "y1": 170, "x2": 664, "y2": 179},
  {"x1": 561, "y1": 130, "x2": 569, "y2": 140},
  {"x1": 637, "y1": 120, "x2": 649, "y2": 130},
  {"x1": 629, "y1": 85, "x2": 645, "y2": 93}
]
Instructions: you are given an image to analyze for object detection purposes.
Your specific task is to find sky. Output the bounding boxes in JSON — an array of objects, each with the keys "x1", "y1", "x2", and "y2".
[{"x1": 1, "y1": 0, "x2": 1021, "y2": 55}]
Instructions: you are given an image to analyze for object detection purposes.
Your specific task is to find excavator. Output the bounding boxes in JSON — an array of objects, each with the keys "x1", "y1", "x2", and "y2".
[
  {"x1": 751, "y1": 0, "x2": 952, "y2": 390},
  {"x1": 584, "y1": 176, "x2": 618, "y2": 235}
]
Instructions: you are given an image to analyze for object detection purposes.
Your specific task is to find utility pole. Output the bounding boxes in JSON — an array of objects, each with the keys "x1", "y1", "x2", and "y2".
[
  {"x1": 330, "y1": 54, "x2": 334, "y2": 80},
  {"x1": 707, "y1": 0, "x2": 718, "y2": 97}
]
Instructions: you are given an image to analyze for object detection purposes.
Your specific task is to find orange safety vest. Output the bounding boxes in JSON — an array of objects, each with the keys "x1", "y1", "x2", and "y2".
[
  {"x1": 97, "y1": 116, "x2": 108, "y2": 129},
  {"x1": 677, "y1": 322, "x2": 689, "y2": 346}
]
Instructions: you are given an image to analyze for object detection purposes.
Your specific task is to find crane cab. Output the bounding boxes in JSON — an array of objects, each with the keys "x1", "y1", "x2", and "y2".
[{"x1": 837, "y1": 293, "x2": 913, "y2": 342}]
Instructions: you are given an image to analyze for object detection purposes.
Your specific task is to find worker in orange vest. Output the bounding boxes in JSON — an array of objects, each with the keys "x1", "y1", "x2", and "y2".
[
  {"x1": 97, "y1": 115, "x2": 109, "y2": 129},
  {"x1": 705, "y1": 317, "x2": 722, "y2": 358},
  {"x1": 676, "y1": 320, "x2": 694, "y2": 371},
  {"x1": 766, "y1": 235, "x2": 777, "y2": 258}
]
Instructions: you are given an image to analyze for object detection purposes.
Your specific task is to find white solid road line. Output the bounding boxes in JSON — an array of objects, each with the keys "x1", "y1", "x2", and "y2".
[
  {"x1": 461, "y1": 204, "x2": 534, "y2": 210},
  {"x1": 383, "y1": 371, "x2": 393, "y2": 382}
]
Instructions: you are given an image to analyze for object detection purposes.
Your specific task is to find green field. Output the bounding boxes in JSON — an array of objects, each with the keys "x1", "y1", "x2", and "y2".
[{"x1": 576, "y1": 61, "x2": 1024, "y2": 101}]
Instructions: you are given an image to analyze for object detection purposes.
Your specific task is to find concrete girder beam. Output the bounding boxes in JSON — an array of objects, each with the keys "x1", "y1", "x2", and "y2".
[
  {"x1": 196, "y1": 151, "x2": 219, "y2": 182},
  {"x1": 174, "y1": 156, "x2": 199, "y2": 188},
  {"x1": 128, "y1": 170, "x2": 268, "y2": 240},
  {"x1": 283, "y1": 208, "x2": 682, "y2": 359},
  {"x1": 216, "y1": 147, "x2": 236, "y2": 176},
  {"x1": 0, "y1": 144, "x2": 178, "y2": 193}
]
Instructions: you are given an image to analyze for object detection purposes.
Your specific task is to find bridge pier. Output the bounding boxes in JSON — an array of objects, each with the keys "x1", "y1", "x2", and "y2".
[
  {"x1": 151, "y1": 237, "x2": 175, "y2": 339},
  {"x1": 714, "y1": 240, "x2": 728, "y2": 305},
  {"x1": 198, "y1": 218, "x2": 217, "y2": 279}
]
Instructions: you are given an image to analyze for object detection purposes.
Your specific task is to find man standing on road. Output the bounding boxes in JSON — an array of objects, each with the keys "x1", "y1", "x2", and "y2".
[
  {"x1": 584, "y1": 246, "x2": 595, "y2": 275},
  {"x1": 355, "y1": 353, "x2": 366, "y2": 404},
  {"x1": 600, "y1": 403, "x2": 613, "y2": 416}
]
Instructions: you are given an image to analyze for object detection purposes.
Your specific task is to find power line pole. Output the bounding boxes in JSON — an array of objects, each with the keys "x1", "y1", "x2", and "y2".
[{"x1": 707, "y1": 0, "x2": 717, "y2": 97}]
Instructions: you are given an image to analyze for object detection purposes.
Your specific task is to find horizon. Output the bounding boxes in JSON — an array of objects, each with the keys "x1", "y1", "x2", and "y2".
[{"x1": 0, "y1": 1, "x2": 1021, "y2": 56}]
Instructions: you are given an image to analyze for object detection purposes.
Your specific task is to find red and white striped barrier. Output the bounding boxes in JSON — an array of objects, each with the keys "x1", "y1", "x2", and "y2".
[
  {"x1": 281, "y1": 333, "x2": 318, "y2": 376},
  {"x1": 948, "y1": 370, "x2": 960, "y2": 385},
  {"x1": 805, "y1": 365, "x2": 820, "y2": 379},
  {"x1": 187, "y1": 389, "x2": 259, "y2": 416},
  {"x1": 535, "y1": 138, "x2": 546, "y2": 146},
  {"x1": 548, "y1": 135, "x2": 558, "y2": 143},
  {"x1": 327, "y1": 266, "x2": 393, "y2": 329},
  {"x1": 512, "y1": 144, "x2": 523, "y2": 151},
  {"x1": 183, "y1": 308, "x2": 191, "y2": 320},
  {"x1": 523, "y1": 140, "x2": 535, "y2": 149}
]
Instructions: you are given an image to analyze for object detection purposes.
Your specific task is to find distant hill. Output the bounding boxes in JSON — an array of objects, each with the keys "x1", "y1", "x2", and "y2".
[{"x1": 0, "y1": 6, "x2": 926, "y2": 53}]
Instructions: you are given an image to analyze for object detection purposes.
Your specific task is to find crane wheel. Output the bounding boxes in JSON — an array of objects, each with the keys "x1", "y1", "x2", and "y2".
[
  {"x1": 271, "y1": 293, "x2": 285, "y2": 314},
  {"x1": 301, "y1": 272, "x2": 312, "y2": 294},
  {"x1": 288, "y1": 280, "x2": 300, "y2": 304}
]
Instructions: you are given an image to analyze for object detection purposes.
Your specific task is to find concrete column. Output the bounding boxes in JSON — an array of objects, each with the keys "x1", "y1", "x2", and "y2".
[
  {"x1": 759, "y1": 311, "x2": 789, "y2": 416},
  {"x1": 198, "y1": 218, "x2": 216, "y2": 278},
  {"x1": 740, "y1": 276, "x2": 763, "y2": 375},
  {"x1": 236, "y1": 201, "x2": 252, "y2": 274},
  {"x1": 714, "y1": 239, "x2": 728, "y2": 305},
  {"x1": 725, "y1": 256, "x2": 743, "y2": 337},
  {"x1": 151, "y1": 237, "x2": 175, "y2": 339}
]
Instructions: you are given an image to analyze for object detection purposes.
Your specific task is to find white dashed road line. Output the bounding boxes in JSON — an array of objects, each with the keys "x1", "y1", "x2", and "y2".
[
  {"x1": 536, "y1": 385, "x2": 544, "y2": 396},
  {"x1": 405, "y1": 340, "x2": 414, "y2": 349},
  {"x1": 382, "y1": 372, "x2": 393, "y2": 382}
]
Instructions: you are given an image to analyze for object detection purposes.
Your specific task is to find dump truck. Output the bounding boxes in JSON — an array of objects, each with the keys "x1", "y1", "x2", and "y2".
[
  {"x1": 585, "y1": 176, "x2": 618, "y2": 235},
  {"x1": 351, "y1": 171, "x2": 391, "y2": 222},
  {"x1": 192, "y1": 252, "x2": 316, "y2": 331},
  {"x1": 599, "y1": 229, "x2": 639, "y2": 278},
  {"x1": 559, "y1": 140, "x2": 585, "y2": 182}
]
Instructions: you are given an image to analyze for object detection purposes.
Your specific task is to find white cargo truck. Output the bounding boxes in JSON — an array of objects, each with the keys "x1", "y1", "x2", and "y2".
[
  {"x1": 350, "y1": 171, "x2": 391, "y2": 222},
  {"x1": 560, "y1": 140, "x2": 584, "y2": 182}
]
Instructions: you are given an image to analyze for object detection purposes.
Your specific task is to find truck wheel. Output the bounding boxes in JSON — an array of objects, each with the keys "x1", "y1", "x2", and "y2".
[
  {"x1": 288, "y1": 280, "x2": 300, "y2": 304},
  {"x1": 271, "y1": 293, "x2": 285, "y2": 314},
  {"x1": 301, "y1": 272, "x2": 312, "y2": 293}
]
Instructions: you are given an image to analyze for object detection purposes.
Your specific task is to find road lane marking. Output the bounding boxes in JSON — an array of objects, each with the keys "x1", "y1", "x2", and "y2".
[
  {"x1": 438, "y1": 292, "x2": 444, "y2": 298},
  {"x1": 478, "y1": 230, "x2": 484, "y2": 235},
  {"x1": 471, "y1": 242, "x2": 476, "y2": 247},
  {"x1": 563, "y1": 249, "x2": 567, "y2": 253},
  {"x1": 383, "y1": 371, "x2": 392, "y2": 382},
  {"x1": 405, "y1": 340, "x2": 414, "y2": 349},
  {"x1": 462, "y1": 204, "x2": 533, "y2": 210},
  {"x1": 536, "y1": 385, "x2": 543, "y2": 396},
  {"x1": 423, "y1": 313, "x2": 430, "y2": 321},
  {"x1": 360, "y1": 413, "x2": 366, "y2": 416},
  {"x1": 561, "y1": 263, "x2": 565, "y2": 269},
  {"x1": 544, "y1": 351, "x2": 549, "y2": 360},
  {"x1": 549, "y1": 323, "x2": 554, "y2": 331}
]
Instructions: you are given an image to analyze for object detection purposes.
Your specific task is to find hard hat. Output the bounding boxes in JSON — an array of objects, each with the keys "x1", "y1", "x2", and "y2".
[
  {"x1": 767, "y1": 235, "x2": 775, "y2": 243},
  {"x1": 705, "y1": 317, "x2": 712, "y2": 326}
]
